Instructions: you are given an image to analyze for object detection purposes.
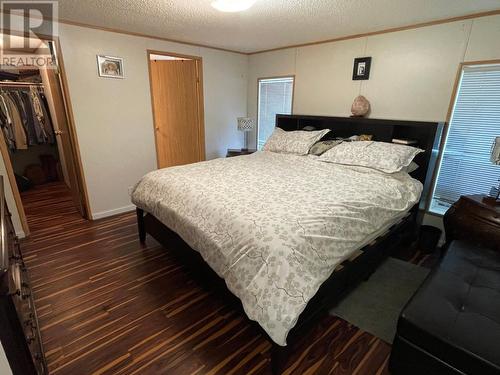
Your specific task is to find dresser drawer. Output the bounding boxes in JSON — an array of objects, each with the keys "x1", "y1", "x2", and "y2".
[{"x1": 0, "y1": 176, "x2": 47, "y2": 374}]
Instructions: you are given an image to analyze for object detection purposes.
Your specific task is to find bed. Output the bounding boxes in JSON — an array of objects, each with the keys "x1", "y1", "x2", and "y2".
[{"x1": 132, "y1": 114, "x2": 444, "y2": 373}]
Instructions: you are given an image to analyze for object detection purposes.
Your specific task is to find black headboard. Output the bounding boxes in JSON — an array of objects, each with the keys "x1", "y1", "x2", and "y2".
[{"x1": 276, "y1": 114, "x2": 444, "y2": 210}]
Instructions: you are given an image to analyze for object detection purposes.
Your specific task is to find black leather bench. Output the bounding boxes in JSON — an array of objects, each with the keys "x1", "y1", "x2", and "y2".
[{"x1": 390, "y1": 240, "x2": 500, "y2": 375}]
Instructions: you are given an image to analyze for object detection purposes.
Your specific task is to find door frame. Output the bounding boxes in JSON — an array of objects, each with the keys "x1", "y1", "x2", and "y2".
[
  {"x1": 146, "y1": 50, "x2": 206, "y2": 168},
  {"x1": 50, "y1": 37, "x2": 91, "y2": 219},
  {"x1": 0, "y1": 30, "x2": 91, "y2": 235}
]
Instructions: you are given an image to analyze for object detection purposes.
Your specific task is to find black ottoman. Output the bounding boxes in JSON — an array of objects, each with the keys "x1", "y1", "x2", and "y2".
[{"x1": 390, "y1": 240, "x2": 500, "y2": 375}]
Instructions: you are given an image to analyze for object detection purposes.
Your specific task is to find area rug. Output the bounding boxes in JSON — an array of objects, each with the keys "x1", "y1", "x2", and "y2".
[{"x1": 330, "y1": 257, "x2": 430, "y2": 343}]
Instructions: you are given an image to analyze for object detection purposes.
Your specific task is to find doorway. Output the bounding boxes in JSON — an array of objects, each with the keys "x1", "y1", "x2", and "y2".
[
  {"x1": 0, "y1": 36, "x2": 89, "y2": 236},
  {"x1": 147, "y1": 51, "x2": 205, "y2": 169}
]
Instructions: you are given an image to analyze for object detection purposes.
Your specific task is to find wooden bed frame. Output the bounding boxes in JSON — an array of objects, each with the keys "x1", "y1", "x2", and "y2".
[{"x1": 136, "y1": 114, "x2": 444, "y2": 374}]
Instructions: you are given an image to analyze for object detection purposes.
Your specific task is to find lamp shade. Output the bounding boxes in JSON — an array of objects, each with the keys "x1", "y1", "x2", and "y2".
[
  {"x1": 237, "y1": 117, "x2": 255, "y2": 132},
  {"x1": 491, "y1": 136, "x2": 500, "y2": 165}
]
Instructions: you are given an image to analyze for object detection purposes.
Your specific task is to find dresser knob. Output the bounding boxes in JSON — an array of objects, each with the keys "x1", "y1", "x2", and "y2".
[{"x1": 24, "y1": 313, "x2": 34, "y2": 327}]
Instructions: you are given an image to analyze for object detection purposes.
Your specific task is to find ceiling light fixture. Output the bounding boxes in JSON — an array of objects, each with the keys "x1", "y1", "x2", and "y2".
[{"x1": 211, "y1": 0, "x2": 256, "y2": 12}]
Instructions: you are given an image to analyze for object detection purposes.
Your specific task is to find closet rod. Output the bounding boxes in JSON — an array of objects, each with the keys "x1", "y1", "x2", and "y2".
[{"x1": 0, "y1": 82, "x2": 43, "y2": 87}]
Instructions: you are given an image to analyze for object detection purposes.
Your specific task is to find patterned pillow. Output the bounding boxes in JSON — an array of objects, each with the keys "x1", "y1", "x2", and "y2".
[
  {"x1": 319, "y1": 141, "x2": 424, "y2": 173},
  {"x1": 358, "y1": 134, "x2": 373, "y2": 141},
  {"x1": 263, "y1": 127, "x2": 330, "y2": 155},
  {"x1": 309, "y1": 140, "x2": 343, "y2": 156},
  {"x1": 334, "y1": 134, "x2": 373, "y2": 142},
  {"x1": 403, "y1": 161, "x2": 419, "y2": 174}
]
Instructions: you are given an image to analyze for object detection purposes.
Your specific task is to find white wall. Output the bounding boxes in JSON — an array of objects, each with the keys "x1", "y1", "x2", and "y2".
[
  {"x1": 247, "y1": 14, "x2": 500, "y2": 148},
  {"x1": 58, "y1": 24, "x2": 248, "y2": 219}
]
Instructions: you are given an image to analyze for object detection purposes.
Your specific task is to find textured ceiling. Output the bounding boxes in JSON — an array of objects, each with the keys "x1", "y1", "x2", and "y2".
[{"x1": 57, "y1": 0, "x2": 500, "y2": 53}]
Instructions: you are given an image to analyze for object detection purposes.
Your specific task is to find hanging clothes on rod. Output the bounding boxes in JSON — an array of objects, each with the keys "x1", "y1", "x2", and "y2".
[
  {"x1": 0, "y1": 91, "x2": 27, "y2": 149},
  {"x1": 30, "y1": 86, "x2": 55, "y2": 144},
  {"x1": 0, "y1": 83, "x2": 55, "y2": 151},
  {"x1": 10, "y1": 89, "x2": 37, "y2": 146},
  {"x1": 0, "y1": 94, "x2": 14, "y2": 149}
]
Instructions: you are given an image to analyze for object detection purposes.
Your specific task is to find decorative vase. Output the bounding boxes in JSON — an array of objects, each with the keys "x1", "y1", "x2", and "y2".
[{"x1": 351, "y1": 95, "x2": 370, "y2": 117}]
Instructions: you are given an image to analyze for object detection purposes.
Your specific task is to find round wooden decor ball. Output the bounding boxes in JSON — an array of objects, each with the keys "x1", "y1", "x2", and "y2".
[{"x1": 351, "y1": 95, "x2": 370, "y2": 117}]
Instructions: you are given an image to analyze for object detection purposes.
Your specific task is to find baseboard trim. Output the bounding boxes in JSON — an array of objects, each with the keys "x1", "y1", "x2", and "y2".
[{"x1": 91, "y1": 205, "x2": 136, "y2": 220}]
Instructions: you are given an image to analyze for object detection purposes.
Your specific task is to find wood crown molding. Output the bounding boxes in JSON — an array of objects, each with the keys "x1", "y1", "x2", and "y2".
[
  {"x1": 61, "y1": 9, "x2": 500, "y2": 55},
  {"x1": 248, "y1": 9, "x2": 500, "y2": 55},
  {"x1": 57, "y1": 18, "x2": 246, "y2": 55},
  {"x1": 0, "y1": 9, "x2": 244, "y2": 55},
  {"x1": 1, "y1": 9, "x2": 499, "y2": 56}
]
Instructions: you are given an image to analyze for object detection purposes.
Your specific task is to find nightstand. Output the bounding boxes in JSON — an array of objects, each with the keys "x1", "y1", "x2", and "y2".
[
  {"x1": 226, "y1": 148, "x2": 257, "y2": 157},
  {"x1": 443, "y1": 194, "x2": 500, "y2": 251}
]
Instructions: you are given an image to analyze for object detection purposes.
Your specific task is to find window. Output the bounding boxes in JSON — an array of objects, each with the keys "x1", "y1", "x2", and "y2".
[
  {"x1": 257, "y1": 77, "x2": 294, "y2": 149},
  {"x1": 430, "y1": 64, "x2": 500, "y2": 214}
]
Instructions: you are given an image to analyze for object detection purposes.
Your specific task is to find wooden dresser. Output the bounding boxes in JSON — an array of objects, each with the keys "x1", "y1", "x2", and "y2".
[
  {"x1": 0, "y1": 177, "x2": 47, "y2": 374},
  {"x1": 443, "y1": 194, "x2": 500, "y2": 251}
]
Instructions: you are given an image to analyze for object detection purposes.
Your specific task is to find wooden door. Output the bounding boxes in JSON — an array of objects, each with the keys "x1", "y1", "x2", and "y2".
[
  {"x1": 149, "y1": 59, "x2": 204, "y2": 168},
  {"x1": 42, "y1": 68, "x2": 86, "y2": 216}
]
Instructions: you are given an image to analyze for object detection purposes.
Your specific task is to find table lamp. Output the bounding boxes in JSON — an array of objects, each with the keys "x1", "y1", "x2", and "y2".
[{"x1": 237, "y1": 117, "x2": 255, "y2": 151}]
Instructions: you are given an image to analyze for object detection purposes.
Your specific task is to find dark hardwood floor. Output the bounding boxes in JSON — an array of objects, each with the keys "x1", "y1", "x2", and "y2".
[{"x1": 20, "y1": 182, "x2": 434, "y2": 375}]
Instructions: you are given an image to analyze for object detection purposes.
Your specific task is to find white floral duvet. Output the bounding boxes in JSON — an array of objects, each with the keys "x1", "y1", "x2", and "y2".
[{"x1": 131, "y1": 151, "x2": 422, "y2": 345}]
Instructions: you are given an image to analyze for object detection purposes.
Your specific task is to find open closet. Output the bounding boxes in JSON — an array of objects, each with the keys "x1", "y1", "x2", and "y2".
[{"x1": 0, "y1": 35, "x2": 89, "y2": 236}]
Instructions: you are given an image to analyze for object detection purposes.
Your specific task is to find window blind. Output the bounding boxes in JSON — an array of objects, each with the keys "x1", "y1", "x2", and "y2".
[
  {"x1": 257, "y1": 77, "x2": 294, "y2": 149},
  {"x1": 431, "y1": 65, "x2": 500, "y2": 213}
]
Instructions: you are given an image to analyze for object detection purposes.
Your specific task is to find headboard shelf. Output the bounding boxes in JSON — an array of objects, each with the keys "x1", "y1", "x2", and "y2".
[{"x1": 275, "y1": 114, "x2": 445, "y2": 210}]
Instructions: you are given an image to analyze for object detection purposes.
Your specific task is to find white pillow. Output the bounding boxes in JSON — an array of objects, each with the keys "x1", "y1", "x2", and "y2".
[
  {"x1": 402, "y1": 161, "x2": 419, "y2": 174},
  {"x1": 263, "y1": 127, "x2": 330, "y2": 155},
  {"x1": 319, "y1": 141, "x2": 424, "y2": 173}
]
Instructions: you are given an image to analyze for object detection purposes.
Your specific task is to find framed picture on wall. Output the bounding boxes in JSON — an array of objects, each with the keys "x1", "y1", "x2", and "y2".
[
  {"x1": 97, "y1": 55, "x2": 124, "y2": 79},
  {"x1": 352, "y1": 57, "x2": 371, "y2": 80}
]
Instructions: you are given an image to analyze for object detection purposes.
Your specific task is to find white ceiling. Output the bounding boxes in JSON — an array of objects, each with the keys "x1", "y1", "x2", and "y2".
[{"x1": 58, "y1": 0, "x2": 500, "y2": 53}]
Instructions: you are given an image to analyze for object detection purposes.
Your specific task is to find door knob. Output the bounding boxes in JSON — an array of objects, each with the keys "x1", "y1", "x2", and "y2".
[{"x1": 54, "y1": 130, "x2": 63, "y2": 136}]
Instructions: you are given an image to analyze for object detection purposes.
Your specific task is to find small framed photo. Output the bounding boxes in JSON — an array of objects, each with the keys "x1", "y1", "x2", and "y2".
[
  {"x1": 352, "y1": 57, "x2": 371, "y2": 80},
  {"x1": 97, "y1": 55, "x2": 124, "y2": 79}
]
